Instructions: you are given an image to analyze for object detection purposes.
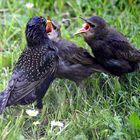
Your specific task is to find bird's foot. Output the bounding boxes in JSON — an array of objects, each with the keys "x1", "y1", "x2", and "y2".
[{"x1": 38, "y1": 108, "x2": 42, "y2": 114}]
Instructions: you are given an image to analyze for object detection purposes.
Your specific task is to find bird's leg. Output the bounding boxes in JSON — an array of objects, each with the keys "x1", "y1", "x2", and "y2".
[
  {"x1": 76, "y1": 81, "x2": 85, "y2": 89},
  {"x1": 75, "y1": 81, "x2": 81, "y2": 87},
  {"x1": 36, "y1": 98, "x2": 43, "y2": 113}
]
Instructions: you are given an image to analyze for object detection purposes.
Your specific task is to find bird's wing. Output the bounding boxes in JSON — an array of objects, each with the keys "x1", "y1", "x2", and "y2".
[
  {"x1": 92, "y1": 40, "x2": 135, "y2": 75},
  {"x1": 59, "y1": 40, "x2": 94, "y2": 65},
  {"x1": 4, "y1": 51, "x2": 57, "y2": 107},
  {"x1": 7, "y1": 74, "x2": 47, "y2": 105},
  {"x1": 68, "y1": 46, "x2": 94, "y2": 65},
  {"x1": 107, "y1": 29, "x2": 140, "y2": 62},
  {"x1": 0, "y1": 72, "x2": 19, "y2": 114},
  {"x1": 107, "y1": 40, "x2": 140, "y2": 62}
]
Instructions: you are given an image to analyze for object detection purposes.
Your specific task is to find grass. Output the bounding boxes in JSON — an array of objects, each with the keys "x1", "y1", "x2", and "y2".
[{"x1": 0, "y1": 0, "x2": 140, "y2": 139}]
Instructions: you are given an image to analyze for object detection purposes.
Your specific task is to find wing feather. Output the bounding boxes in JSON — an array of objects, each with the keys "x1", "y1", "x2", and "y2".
[{"x1": 6, "y1": 51, "x2": 57, "y2": 106}]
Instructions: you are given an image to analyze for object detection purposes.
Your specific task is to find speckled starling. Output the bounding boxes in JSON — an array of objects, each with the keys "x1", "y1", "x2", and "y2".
[
  {"x1": 46, "y1": 17, "x2": 107, "y2": 85},
  {"x1": 75, "y1": 16, "x2": 140, "y2": 76},
  {"x1": 0, "y1": 16, "x2": 58, "y2": 114}
]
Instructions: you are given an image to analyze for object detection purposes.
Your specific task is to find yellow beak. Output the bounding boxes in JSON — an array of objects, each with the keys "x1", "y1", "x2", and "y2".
[{"x1": 46, "y1": 16, "x2": 53, "y2": 33}]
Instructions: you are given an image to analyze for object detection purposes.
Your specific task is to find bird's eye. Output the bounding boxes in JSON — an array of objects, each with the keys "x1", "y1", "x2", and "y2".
[
  {"x1": 90, "y1": 24, "x2": 95, "y2": 28},
  {"x1": 53, "y1": 25, "x2": 57, "y2": 30},
  {"x1": 41, "y1": 21, "x2": 46, "y2": 26}
]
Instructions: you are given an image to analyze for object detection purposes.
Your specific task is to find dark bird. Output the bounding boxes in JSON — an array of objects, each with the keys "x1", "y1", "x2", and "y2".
[
  {"x1": 0, "y1": 16, "x2": 58, "y2": 114},
  {"x1": 74, "y1": 16, "x2": 140, "y2": 76},
  {"x1": 46, "y1": 17, "x2": 107, "y2": 85}
]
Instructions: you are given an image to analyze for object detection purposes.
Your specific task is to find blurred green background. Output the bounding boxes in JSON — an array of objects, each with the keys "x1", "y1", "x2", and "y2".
[{"x1": 0, "y1": 0, "x2": 140, "y2": 139}]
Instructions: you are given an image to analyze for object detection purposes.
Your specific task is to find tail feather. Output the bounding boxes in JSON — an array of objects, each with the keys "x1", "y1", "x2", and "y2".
[
  {"x1": 0, "y1": 88, "x2": 11, "y2": 114},
  {"x1": 91, "y1": 63, "x2": 109, "y2": 74},
  {"x1": 137, "y1": 62, "x2": 140, "y2": 71}
]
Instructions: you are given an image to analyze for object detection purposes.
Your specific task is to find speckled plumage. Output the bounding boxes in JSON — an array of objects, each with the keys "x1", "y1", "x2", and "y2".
[{"x1": 0, "y1": 16, "x2": 58, "y2": 114}]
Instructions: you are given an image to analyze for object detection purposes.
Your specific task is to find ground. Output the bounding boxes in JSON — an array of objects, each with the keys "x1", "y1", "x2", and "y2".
[{"x1": 0, "y1": 0, "x2": 140, "y2": 139}]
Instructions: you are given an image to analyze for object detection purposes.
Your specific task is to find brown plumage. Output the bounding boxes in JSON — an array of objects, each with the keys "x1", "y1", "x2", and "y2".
[
  {"x1": 75, "y1": 16, "x2": 140, "y2": 76},
  {"x1": 46, "y1": 18, "x2": 107, "y2": 85},
  {"x1": 0, "y1": 16, "x2": 58, "y2": 114}
]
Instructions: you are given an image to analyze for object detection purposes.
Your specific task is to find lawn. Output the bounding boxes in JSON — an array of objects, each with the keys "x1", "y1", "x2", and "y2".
[{"x1": 0, "y1": 0, "x2": 140, "y2": 139}]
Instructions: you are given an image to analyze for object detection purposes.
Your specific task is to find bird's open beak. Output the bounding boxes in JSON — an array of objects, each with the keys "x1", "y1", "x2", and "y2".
[
  {"x1": 74, "y1": 23, "x2": 90, "y2": 35},
  {"x1": 74, "y1": 17, "x2": 90, "y2": 35},
  {"x1": 46, "y1": 16, "x2": 53, "y2": 33}
]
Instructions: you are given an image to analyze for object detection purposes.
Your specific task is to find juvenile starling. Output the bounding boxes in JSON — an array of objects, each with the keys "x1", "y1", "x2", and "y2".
[
  {"x1": 0, "y1": 16, "x2": 58, "y2": 114},
  {"x1": 46, "y1": 17, "x2": 107, "y2": 85},
  {"x1": 75, "y1": 16, "x2": 140, "y2": 76}
]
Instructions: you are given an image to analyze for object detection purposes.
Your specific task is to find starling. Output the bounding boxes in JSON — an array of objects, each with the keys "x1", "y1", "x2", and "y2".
[
  {"x1": 0, "y1": 16, "x2": 58, "y2": 114},
  {"x1": 46, "y1": 17, "x2": 107, "y2": 85},
  {"x1": 74, "y1": 16, "x2": 140, "y2": 76}
]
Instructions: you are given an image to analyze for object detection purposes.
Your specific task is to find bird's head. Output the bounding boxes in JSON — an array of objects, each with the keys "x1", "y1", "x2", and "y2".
[
  {"x1": 74, "y1": 16, "x2": 107, "y2": 39},
  {"x1": 46, "y1": 16, "x2": 61, "y2": 42},
  {"x1": 26, "y1": 16, "x2": 48, "y2": 46}
]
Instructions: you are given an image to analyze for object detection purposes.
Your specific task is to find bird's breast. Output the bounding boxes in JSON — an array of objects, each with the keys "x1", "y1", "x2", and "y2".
[{"x1": 15, "y1": 48, "x2": 54, "y2": 81}]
